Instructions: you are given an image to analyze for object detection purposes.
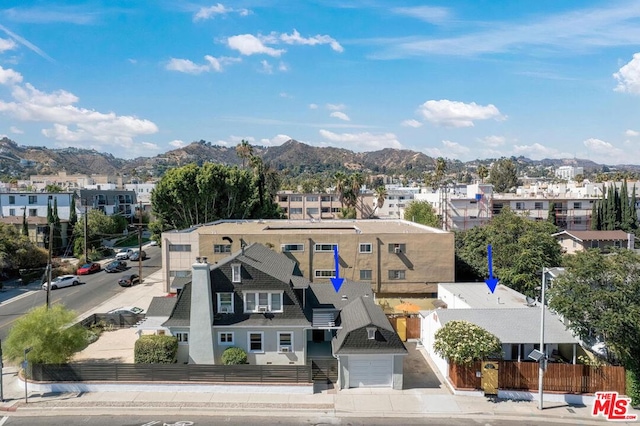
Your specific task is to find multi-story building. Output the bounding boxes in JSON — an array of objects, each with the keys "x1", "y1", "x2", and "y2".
[
  {"x1": 77, "y1": 189, "x2": 138, "y2": 220},
  {"x1": 555, "y1": 166, "x2": 584, "y2": 180},
  {"x1": 161, "y1": 219, "x2": 455, "y2": 298},
  {"x1": 28, "y1": 171, "x2": 123, "y2": 192},
  {"x1": 276, "y1": 192, "x2": 374, "y2": 219}
]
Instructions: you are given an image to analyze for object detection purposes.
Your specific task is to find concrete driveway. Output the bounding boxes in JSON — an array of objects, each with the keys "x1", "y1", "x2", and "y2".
[{"x1": 402, "y1": 341, "x2": 448, "y2": 391}]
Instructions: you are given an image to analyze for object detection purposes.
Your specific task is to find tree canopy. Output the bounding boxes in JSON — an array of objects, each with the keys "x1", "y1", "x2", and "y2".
[
  {"x1": 150, "y1": 162, "x2": 283, "y2": 233},
  {"x1": 3, "y1": 305, "x2": 88, "y2": 364},
  {"x1": 591, "y1": 181, "x2": 637, "y2": 233},
  {"x1": 403, "y1": 200, "x2": 441, "y2": 228},
  {"x1": 433, "y1": 320, "x2": 502, "y2": 366},
  {"x1": 488, "y1": 157, "x2": 518, "y2": 192},
  {"x1": 455, "y1": 207, "x2": 562, "y2": 296},
  {"x1": 0, "y1": 223, "x2": 48, "y2": 271},
  {"x1": 72, "y1": 209, "x2": 128, "y2": 258}
]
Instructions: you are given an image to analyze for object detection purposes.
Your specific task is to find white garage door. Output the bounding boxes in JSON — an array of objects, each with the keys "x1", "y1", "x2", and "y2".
[{"x1": 349, "y1": 356, "x2": 393, "y2": 388}]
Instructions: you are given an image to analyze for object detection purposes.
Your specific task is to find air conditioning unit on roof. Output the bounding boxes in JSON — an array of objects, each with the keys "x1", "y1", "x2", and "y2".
[{"x1": 257, "y1": 305, "x2": 268, "y2": 313}]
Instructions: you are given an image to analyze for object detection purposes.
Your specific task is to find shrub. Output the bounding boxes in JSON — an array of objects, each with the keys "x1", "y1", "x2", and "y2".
[
  {"x1": 627, "y1": 369, "x2": 640, "y2": 408},
  {"x1": 134, "y1": 335, "x2": 178, "y2": 364},
  {"x1": 222, "y1": 347, "x2": 248, "y2": 365},
  {"x1": 433, "y1": 320, "x2": 503, "y2": 366}
]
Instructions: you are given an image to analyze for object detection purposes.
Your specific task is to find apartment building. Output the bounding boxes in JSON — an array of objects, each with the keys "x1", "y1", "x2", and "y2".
[
  {"x1": 77, "y1": 189, "x2": 138, "y2": 220},
  {"x1": 276, "y1": 192, "x2": 375, "y2": 219},
  {"x1": 161, "y1": 219, "x2": 455, "y2": 298}
]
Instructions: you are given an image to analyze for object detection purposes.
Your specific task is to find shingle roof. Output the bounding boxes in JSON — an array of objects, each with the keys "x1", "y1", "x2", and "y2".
[
  {"x1": 307, "y1": 280, "x2": 373, "y2": 310},
  {"x1": 162, "y1": 282, "x2": 192, "y2": 327},
  {"x1": 438, "y1": 282, "x2": 532, "y2": 309},
  {"x1": 427, "y1": 308, "x2": 578, "y2": 344},
  {"x1": 146, "y1": 296, "x2": 177, "y2": 317},
  {"x1": 553, "y1": 230, "x2": 630, "y2": 241},
  {"x1": 332, "y1": 296, "x2": 407, "y2": 355}
]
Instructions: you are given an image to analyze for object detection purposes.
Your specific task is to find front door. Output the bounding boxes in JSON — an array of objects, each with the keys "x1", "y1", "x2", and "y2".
[{"x1": 481, "y1": 361, "x2": 499, "y2": 395}]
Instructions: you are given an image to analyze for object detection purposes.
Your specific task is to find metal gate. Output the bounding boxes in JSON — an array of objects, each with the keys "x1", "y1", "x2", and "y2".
[{"x1": 311, "y1": 358, "x2": 338, "y2": 384}]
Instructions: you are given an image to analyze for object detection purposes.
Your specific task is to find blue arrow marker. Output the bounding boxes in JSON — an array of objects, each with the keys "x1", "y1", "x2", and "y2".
[
  {"x1": 485, "y1": 244, "x2": 499, "y2": 293},
  {"x1": 330, "y1": 245, "x2": 345, "y2": 292}
]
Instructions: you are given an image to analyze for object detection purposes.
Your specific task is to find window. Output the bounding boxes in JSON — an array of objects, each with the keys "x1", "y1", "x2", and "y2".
[
  {"x1": 306, "y1": 207, "x2": 319, "y2": 215},
  {"x1": 320, "y1": 195, "x2": 332, "y2": 202},
  {"x1": 213, "y1": 244, "x2": 231, "y2": 253},
  {"x1": 169, "y1": 244, "x2": 191, "y2": 252},
  {"x1": 175, "y1": 332, "x2": 189, "y2": 344},
  {"x1": 8, "y1": 196, "x2": 15, "y2": 205},
  {"x1": 573, "y1": 202, "x2": 582, "y2": 209},
  {"x1": 321, "y1": 207, "x2": 330, "y2": 213},
  {"x1": 282, "y1": 243, "x2": 304, "y2": 252},
  {"x1": 366, "y1": 327, "x2": 376, "y2": 340},
  {"x1": 217, "y1": 293, "x2": 234, "y2": 313},
  {"x1": 359, "y1": 243, "x2": 372, "y2": 253},
  {"x1": 244, "y1": 292, "x2": 283, "y2": 313},
  {"x1": 279, "y1": 195, "x2": 288, "y2": 202},
  {"x1": 315, "y1": 243, "x2": 337, "y2": 252},
  {"x1": 306, "y1": 196, "x2": 318, "y2": 202},
  {"x1": 389, "y1": 270, "x2": 406, "y2": 280},
  {"x1": 232, "y1": 264, "x2": 241, "y2": 283},
  {"x1": 29, "y1": 209, "x2": 37, "y2": 217},
  {"x1": 218, "y1": 332, "x2": 234, "y2": 345},
  {"x1": 331, "y1": 207, "x2": 341, "y2": 213},
  {"x1": 278, "y1": 332, "x2": 293, "y2": 352},
  {"x1": 388, "y1": 243, "x2": 406, "y2": 254},
  {"x1": 614, "y1": 240, "x2": 622, "y2": 248},
  {"x1": 590, "y1": 241, "x2": 600, "y2": 248},
  {"x1": 9, "y1": 208, "x2": 15, "y2": 216},
  {"x1": 28, "y1": 195, "x2": 37, "y2": 205},
  {"x1": 534, "y1": 202, "x2": 543, "y2": 210},
  {"x1": 290, "y1": 196, "x2": 302, "y2": 202},
  {"x1": 290, "y1": 208, "x2": 303, "y2": 214},
  {"x1": 515, "y1": 202, "x2": 524, "y2": 210},
  {"x1": 574, "y1": 217, "x2": 582, "y2": 225},
  {"x1": 248, "y1": 332, "x2": 264, "y2": 352},
  {"x1": 360, "y1": 270, "x2": 372, "y2": 280},
  {"x1": 315, "y1": 269, "x2": 335, "y2": 278}
]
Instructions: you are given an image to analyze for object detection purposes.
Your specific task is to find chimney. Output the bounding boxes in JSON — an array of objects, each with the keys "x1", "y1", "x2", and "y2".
[{"x1": 188, "y1": 257, "x2": 215, "y2": 364}]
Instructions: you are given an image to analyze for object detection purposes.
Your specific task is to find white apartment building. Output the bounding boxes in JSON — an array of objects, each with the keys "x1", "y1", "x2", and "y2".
[
  {"x1": 555, "y1": 166, "x2": 584, "y2": 180},
  {"x1": 0, "y1": 192, "x2": 74, "y2": 220}
]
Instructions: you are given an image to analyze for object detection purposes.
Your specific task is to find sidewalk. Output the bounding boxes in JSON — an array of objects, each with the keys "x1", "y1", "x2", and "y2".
[{"x1": 1, "y1": 268, "x2": 638, "y2": 423}]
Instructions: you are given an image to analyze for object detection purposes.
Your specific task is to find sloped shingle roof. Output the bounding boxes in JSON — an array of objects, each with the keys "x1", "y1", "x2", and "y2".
[{"x1": 553, "y1": 230, "x2": 630, "y2": 241}]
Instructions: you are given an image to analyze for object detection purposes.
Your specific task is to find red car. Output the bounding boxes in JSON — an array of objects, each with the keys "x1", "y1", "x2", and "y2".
[{"x1": 77, "y1": 262, "x2": 101, "y2": 275}]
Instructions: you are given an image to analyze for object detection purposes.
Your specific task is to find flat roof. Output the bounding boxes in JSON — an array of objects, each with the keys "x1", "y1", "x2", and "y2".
[
  {"x1": 171, "y1": 219, "x2": 451, "y2": 235},
  {"x1": 438, "y1": 282, "x2": 532, "y2": 309}
]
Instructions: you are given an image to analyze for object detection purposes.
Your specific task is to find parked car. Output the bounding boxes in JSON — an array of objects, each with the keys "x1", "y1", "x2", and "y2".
[
  {"x1": 115, "y1": 250, "x2": 130, "y2": 260},
  {"x1": 129, "y1": 250, "x2": 146, "y2": 261},
  {"x1": 77, "y1": 262, "x2": 101, "y2": 275},
  {"x1": 107, "y1": 306, "x2": 145, "y2": 315},
  {"x1": 104, "y1": 260, "x2": 127, "y2": 273},
  {"x1": 41, "y1": 274, "x2": 80, "y2": 290},
  {"x1": 118, "y1": 274, "x2": 140, "y2": 287}
]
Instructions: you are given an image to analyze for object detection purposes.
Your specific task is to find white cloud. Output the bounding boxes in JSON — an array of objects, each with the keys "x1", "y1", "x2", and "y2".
[
  {"x1": 0, "y1": 24, "x2": 53, "y2": 62},
  {"x1": 9, "y1": 126, "x2": 22, "y2": 134},
  {"x1": 330, "y1": 111, "x2": 350, "y2": 121},
  {"x1": 165, "y1": 56, "x2": 239, "y2": 74},
  {"x1": 260, "y1": 60, "x2": 273, "y2": 74},
  {"x1": 278, "y1": 61, "x2": 288, "y2": 72},
  {"x1": 0, "y1": 38, "x2": 17, "y2": 52},
  {"x1": 401, "y1": 119, "x2": 422, "y2": 128},
  {"x1": 424, "y1": 140, "x2": 470, "y2": 159},
  {"x1": 0, "y1": 66, "x2": 23, "y2": 85},
  {"x1": 259, "y1": 134, "x2": 292, "y2": 146},
  {"x1": 583, "y1": 138, "x2": 626, "y2": 164},
  {"x1": 326, "y1": 103, "x2": 345, "y2": 111},
  {"x1": 279, "y1": 29, "x2": 343, "y2": 52},
  {"x1": 391, "y1": 6, "x2": 450, "y2": 24},
  {"x1": 227, "y1": 34, "x2": 285, "y2": 57},
  {"x1": 309, "y1": 103, "x2": 318, "y2": 109},
  {"x1": 479, "y1": 135, "x2": 506, "y2": 147},
  {"x1": 614, "y1": 53, "x2": 640, "y2": 94},
  {"x1": 626, "y1": 129, "x2": 639, "y2": 137},
  {"x1": 418, "y1": 99, "x2": 504, "y2": 127},
  {"x1": 512, "y1": 142, "x2": 572, "y2": 159},
  {"x1": 193, "y1": 4, "x2": 250, "y2": 21},
  {"x1": 319, "y1": 129, "x2": 401, "y2": 151},
  {"x1": 169, "y1": 139, "x2": 185, "y2": 148}
]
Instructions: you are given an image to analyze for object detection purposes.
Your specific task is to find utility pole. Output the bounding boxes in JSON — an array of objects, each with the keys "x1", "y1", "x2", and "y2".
[
  {"x1": 46, "y1": 223, "x2": 53, "y2": 310},
  {"x1": 538, "y1": 268, "x2": 547, "y2": 410},
  {"x1": 0, "y1": 339, "x2": 4, "y2": 402},
  {"x1": 137, "y1": 200, "x2": 143, "y2": 283},
  {"x1": 84, "y1": 204, "x2": 88, "y2": 262}
]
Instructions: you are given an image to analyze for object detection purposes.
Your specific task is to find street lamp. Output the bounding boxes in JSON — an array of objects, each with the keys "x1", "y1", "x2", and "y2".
[
  {"x1": 23, "y1": 346, "x2": 32, "y2": 404},
  {"x1": 528, "y1": 268, "x2": 548, "y2": 410}
]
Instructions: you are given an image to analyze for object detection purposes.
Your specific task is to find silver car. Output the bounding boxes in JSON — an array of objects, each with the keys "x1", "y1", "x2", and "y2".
[{"x1": 41, "y1": 274, "x2": 80, "y2": 290}]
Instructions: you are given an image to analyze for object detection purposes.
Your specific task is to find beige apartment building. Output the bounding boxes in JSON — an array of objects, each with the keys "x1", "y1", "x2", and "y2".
[
  {"x1": 276, "y1": 192, "x2": 375, "y2": 219},
  {"x1": 161, "y1": 219, "x2": 455, "y2": 298}
]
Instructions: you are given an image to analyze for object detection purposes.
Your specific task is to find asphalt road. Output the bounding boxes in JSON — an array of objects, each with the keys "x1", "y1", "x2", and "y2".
[{"x1": 0, "y1": 246, "x2": 162, "y2": 341}]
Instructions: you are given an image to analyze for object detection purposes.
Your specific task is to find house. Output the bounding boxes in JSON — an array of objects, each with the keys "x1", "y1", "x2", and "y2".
[
  {"x1": 161, "y1": 219, "x2": 455, "y2": 298},
  {"x1": 136, "y1": 296, "x2": 177, "y2": 336},
  {"x1": 162, "y1": 243, "x2": 407, "y2": 389},
  {"x1": 420, "y1": 282, "x2": 583, "y2": 381},
  {"x1": 552, "y1": 230, "x2": 634, "y2": 254}
]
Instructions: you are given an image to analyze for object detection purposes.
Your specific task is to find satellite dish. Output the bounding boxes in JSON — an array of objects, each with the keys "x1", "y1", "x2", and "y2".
[{"x1": 526, "y1": 296, "x2": 536, "y2": 306}]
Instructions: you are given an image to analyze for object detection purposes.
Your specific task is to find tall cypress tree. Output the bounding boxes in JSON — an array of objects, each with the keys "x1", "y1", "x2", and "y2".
[
  {"x1": 548, "y1": 202, "x2": 556, "y2": 226},
  {"x1": 620, "y1": 180, "x2": 629, "y2": 231},
  {"x1": 591, "y1": 200, "x2": 599, "y2": 230},
  {"x1": 21, "y1": 207, "x2": 29, "y2": 236},
  {"x1": 53, "y1": 198, "x2": 61, "y2": 253},
  {"x1": 631, "y1": 185, "x2": 638, "y2": 232}
]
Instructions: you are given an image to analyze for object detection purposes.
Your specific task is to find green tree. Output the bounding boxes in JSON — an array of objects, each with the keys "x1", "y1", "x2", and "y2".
[
  {"x1": 3, "y1": 305, "x2": 88, "y2": 364},
  {"x1": 72, "y1": 209, "x2": 128, "y2": 257},
  {"x1": 403, "y1": 200, "x2": 440, "y2": 228},
  {"x1": 221, "y1": 347, "x2": 248, "y2": 365},
  {"x1": 333, "y1": 171, "x2": 347, "y2": 208},
  {"x1": 372, "y1": 186, "x2": 387, "y2": 217},
  {"x1": 477, "y1": 164, "x2": 489, "y2": 183},
  {"x1": 488, "y1": 158, "x2": 518, "y2": 193},
  {"x1": 0, "y1": 223, "x2": 48, "y2": 270},
  {"x1": 235, "y1": 139, "x2": 254, "y2": 169},
  {"x1": 455, "y1": 207, "x2": 562, "y2": 297},
  {"x1": 547, "y1": 202, "x2": 556, "y2": 226},
  {"x1": 548, "y1": 249, "x2": 640, "y2": 393},
  {"x1": 433, "y1": 320, "x2": 502, "y2": 366},
  {"x1": 21, "y1": 208, "x2": 28, "y2": 237},
  {"x1": 44, "y1": 184, "x2": 63, "y2": 193}
]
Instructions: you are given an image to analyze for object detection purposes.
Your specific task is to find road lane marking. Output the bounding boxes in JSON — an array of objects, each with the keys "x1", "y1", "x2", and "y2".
[
  {"x1": 0, "y1": 416, "x2": 8, "y2": 426},
  {"x1": 0, "y1": 290, "x2": 38, "y2": 305}
]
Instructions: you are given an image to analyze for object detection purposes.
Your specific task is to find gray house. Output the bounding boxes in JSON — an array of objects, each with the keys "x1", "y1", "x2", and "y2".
[{"x1": 162, "y1": 243, "x2": 407, "y2": 389}]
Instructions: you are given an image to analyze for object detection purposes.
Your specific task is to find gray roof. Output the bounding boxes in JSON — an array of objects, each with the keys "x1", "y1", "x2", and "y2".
[
  {"x1": 146, "y1": 296, "x2": 178, "y2": 317},
  {"x1": 163, "y1": 283, "x2": 191, "y2": 327},
  {"x1": 427, "y1": 308, "x2": 578, "y2": 344},
  {"x1": 438, "y1": 282, "x2": 532, "y2": 309},
  {"x1": 308, "y1": 280, "x2": 373, "y2": 310},
  {"x1": 332, "y1": 296, "x2": 407, "y2": 355}
]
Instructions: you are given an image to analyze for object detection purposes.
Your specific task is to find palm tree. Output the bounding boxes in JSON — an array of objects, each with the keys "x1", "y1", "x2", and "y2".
[
  {"x1": 333, "y1": 171, "x2": 347, "y2": 208},
  {"x1": 236, "y1": 140, "x2": 254, "y2": 169},
  {"x1": 372, "y1": 186, "x2": 387, "y2": 217},
  {"x1": 477, "y1": 164, "x2": 489, "y2": 183}
]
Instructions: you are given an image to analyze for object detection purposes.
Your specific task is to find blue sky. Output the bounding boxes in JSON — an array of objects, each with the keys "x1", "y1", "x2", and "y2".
[{"x1": 1, "y1": 1, "x2": 640, "y2": 164}]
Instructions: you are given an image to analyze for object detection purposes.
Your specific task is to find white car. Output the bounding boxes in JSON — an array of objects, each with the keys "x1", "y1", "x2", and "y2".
[
  {"x1": 115, "y1": 250, "x2": 131, "y2": 260},
  {"x1": 107, "y1": 306, "x2": 145, "y2": 315},
  {"x1": 42, "y1": 274, "x2": 80, "y2": 290}
]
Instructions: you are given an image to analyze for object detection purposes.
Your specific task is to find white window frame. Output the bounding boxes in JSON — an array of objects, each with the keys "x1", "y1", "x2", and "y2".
[
  {"x1": 217, "y1": 292, "x2": 234, "y2": 313},
  {"x1": 314, "y1": 243, "x2": 337, "y2": 252},
  {"x1": 359, "y1": 243, "x2": 373, "y2": 253},
  {"x1": 314, "y1": 269, "x2": 335, "y2": 278},
  {"x1": 278, "y1": 332, "x2": 293, "y2": 353},
  {"x1": 248, "y1": 331, "x2": 264, "y2": 353},
  {"x1": 175, "y1": 332, "x2": 189, "y2": 344},
  {"x1": 218, "y1": 331, "x2": 234, "y2": 345},
  {"x1": 213, "y1": 244, "x2": 232, "y2": 253},
  {"x1": 281, "y1": 243, "x2": 304, "y2": 252},
  {"x1": 243, "y1": 292, "x2": 284, "y2": 313},
  {"x1": 388, "y1": 270, "x2": 406, "y2": 280},
  {"x1": 231, "y1": 264, "x2": 241, "y2": 283}
]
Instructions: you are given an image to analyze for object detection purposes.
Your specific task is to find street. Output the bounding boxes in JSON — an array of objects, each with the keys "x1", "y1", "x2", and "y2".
[{"x1": 0, "y1": 246, "x2": 162, "y2": 341}]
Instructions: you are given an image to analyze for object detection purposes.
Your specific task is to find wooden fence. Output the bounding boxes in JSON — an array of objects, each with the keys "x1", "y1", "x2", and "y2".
[
  {"x1": 387, "y1": 315, "x2": 421, "y2": 340},
  {"x1": 449, "y1": 361, "x2": 626, "y2": 395},
  {"x1": 31, "y1": 363, "x2": 312, "y2": 384}
]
